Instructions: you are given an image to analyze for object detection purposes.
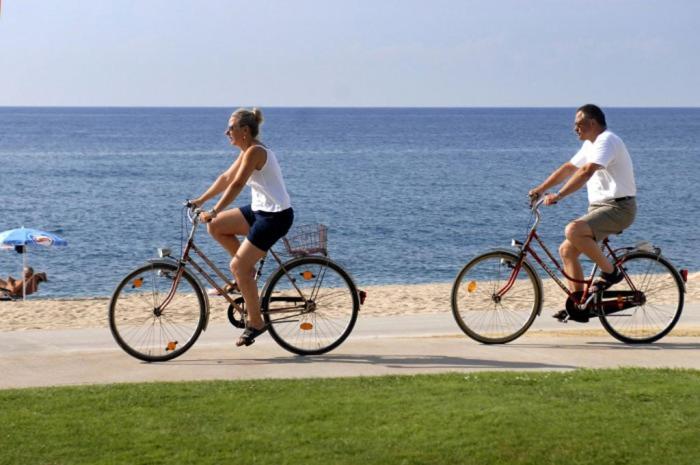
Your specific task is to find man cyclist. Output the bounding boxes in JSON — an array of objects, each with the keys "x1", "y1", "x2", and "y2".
[{"x1": 529, "y1": 104, "x2": 637, "y2": 322}]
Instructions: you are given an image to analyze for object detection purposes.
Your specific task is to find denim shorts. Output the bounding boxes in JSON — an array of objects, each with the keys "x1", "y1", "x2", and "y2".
[{"x1": 239, "y1": 204, "x2": 294, "y2": 251}]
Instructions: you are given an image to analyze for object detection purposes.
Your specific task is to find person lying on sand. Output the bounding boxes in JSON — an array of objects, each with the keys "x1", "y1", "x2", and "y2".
[{"x1": 0, "y1": 267, "x2": 47, "y2": 298}]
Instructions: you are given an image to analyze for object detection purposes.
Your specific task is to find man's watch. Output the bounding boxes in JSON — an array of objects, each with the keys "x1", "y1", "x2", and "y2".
[{"x1": 209, "y1": 207, "x2": 219, "y2": 218}]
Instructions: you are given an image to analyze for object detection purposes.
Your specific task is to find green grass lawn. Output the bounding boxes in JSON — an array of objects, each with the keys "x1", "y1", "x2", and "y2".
[{"x1": 1, "y1": 369, "x2": 698, "y2": 465}]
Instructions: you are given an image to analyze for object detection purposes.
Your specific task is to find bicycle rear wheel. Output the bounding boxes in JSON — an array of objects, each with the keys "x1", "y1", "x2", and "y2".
[
  {"x1": 451, "y1": 251, "x2": 542, "y2": 344},
  {"x1": 262, "y1": 256, "x2": 359, "y2": 355},
  {"x1": 599, "y1": 252, "x2": 684, "y2": 343},
  {"x1": 109, "y1": 262, "x2": 207, "y2": 362}
]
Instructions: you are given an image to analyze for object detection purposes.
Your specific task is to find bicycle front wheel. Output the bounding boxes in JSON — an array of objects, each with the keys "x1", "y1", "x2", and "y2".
[
  {"x1": 109, "y1": 262, "x2": 207, "y2": 362},
  {"x1": 451, "y1": 251, "x2": 542, "y2": 344},
  {"x1": 599, "y1": 252, "x2": 684, "y2": 343},
  {"x1": 262, "y1": 256, "x2": 359, "y2": 355}
]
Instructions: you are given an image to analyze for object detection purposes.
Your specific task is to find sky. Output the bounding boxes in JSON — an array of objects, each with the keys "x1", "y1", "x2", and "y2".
[{"x1": 1, "y1": 0, "x2": 699, "y2": 107}]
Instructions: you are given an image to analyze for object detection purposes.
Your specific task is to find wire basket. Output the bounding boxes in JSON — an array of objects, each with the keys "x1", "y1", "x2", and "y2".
[{"x1": 282, "y1": 224, "x2": 328, "y2": 257}]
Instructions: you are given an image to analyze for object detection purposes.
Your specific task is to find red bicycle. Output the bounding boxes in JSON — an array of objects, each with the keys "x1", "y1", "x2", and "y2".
[
  {"x1": 451, "y1": 197, "x2": 688, "y2": 344},
  {"x1": 109, "y1": 204, "x2": 364, "y2": 362}
]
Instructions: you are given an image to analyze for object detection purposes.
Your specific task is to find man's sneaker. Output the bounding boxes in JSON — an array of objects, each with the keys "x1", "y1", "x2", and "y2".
[
  {"x1": 554, "y1": 299, "x2": 592, "y2": 323},
  {"x1": 592, "y1": 267, "x2": 624, "y2": 292},
  {"x1": 553, "y1": 308, "x2": 590, "y2": 323}
]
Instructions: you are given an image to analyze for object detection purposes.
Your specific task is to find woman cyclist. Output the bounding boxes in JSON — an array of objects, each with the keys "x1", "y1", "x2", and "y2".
[{"x1": 192, "y1": 108, "x2": 294, "y2": 347}]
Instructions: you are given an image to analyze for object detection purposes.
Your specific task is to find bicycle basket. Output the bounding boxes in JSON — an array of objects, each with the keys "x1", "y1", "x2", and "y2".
[{"x1": 282, "y1": 224, "x2": 328, "y2": 257}]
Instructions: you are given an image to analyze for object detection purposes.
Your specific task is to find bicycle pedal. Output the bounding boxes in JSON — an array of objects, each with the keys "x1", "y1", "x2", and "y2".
[
  {"x1": 227, "y1": 298, "x2": 246, "y2": 329},
  {"x1": 208, "y1": 287, "x2": 241, "y2": 297}
]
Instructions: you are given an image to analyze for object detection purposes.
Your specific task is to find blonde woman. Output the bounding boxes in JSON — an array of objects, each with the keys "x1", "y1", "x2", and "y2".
[{"x1": 192, "y1": 108, "x2": 294, "y2": 346}]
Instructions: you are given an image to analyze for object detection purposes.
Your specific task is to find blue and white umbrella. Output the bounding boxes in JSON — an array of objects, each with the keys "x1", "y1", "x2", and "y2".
[{"x1": 0, "y1": 227, "x2": 68, "y2": 300}]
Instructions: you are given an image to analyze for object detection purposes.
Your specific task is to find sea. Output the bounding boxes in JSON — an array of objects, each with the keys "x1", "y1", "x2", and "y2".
[{"x1": 0, "y1": 107, "x2": 698, "y2": 298}]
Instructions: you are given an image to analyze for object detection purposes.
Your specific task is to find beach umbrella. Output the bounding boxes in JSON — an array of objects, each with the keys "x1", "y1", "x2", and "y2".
[{"x1": 0, "y1": 227, "x2": 68, "y2": 300}]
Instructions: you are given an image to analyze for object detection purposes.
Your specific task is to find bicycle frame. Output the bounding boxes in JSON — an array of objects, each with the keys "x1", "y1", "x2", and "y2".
[
  {"x1": 497, "y1": 199, "x2": 638, "y2": 311},
  {"x1": 156, "y1": 207, "x2": 307, "y2": 315}
]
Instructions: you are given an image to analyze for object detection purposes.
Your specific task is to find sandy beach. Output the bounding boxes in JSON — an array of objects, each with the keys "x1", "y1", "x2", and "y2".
[{"x1": 0, "y1": 272, "x2": 697, "y2": 332}]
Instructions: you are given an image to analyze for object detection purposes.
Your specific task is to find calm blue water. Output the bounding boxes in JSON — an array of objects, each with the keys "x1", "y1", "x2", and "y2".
[{"x1": 1, "y1": 107, "x2": 698, "y2": 297}]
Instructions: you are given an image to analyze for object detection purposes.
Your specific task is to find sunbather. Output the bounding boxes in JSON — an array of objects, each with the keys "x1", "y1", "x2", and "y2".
[{"x1": 0, "y1": 267, "x2": 47, "y2": 298}]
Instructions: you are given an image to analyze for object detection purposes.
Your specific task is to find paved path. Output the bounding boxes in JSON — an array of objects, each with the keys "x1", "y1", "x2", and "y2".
[{"x1": 1, "y1": 305, "x2": 698, "y2": 389}]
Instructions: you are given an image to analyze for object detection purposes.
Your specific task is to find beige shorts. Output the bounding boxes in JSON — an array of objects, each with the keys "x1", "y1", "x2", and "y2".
[{"x1": 577, "y1": 198, "x2": 637, "y2": 241}]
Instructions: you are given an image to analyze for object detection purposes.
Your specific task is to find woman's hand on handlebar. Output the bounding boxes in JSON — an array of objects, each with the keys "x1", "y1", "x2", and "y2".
[
  {"x1": 185, "y1": 198, "x2": 219, "y2": 223},
  {"x1": 184, "y1": 199, "x2": 207, "y2": 223},
  {"x1": 199, "y1": 210, "x2": 217, "y2": 223},
  {"x1": 188, "y1": 198, "x2": 205, "y2": 208}
]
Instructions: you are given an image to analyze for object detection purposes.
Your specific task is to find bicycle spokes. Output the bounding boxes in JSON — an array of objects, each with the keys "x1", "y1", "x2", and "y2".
[
  {"x1": 452, "y1": 251, "x2": 540, "y2": 344},
  {"x1": 109, "y1": 263, "x2": 206, "y2": 362},
  {"x1": 598, "y1": 253, "x2": 683, "y2": 343},
  {"x1": 264, "y1": 258, "x2": 359, "y2": 355}
]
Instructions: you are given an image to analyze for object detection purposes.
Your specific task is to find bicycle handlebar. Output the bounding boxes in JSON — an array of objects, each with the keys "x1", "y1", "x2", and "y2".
[
  {"x1": 531, "y1": 197, "x2": 546, "y2": 211},
  {"x1": 526, "y1": 194, "x2": 546, "y2": 232},
  {"x1": 183, "y1": 200, "x2": 202, "y2": 225},
  {"x1": 528, "y1": 193, "x2": 545, "y2": 210}
]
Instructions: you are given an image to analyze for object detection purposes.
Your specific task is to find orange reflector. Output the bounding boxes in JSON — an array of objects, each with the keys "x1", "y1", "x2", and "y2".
[
  {"x1": 467, "y1": 281, "x2": 477, "y2": 293},
  {"x1": 300, "y1": 322, "x2": 313, "y2": 330},
  {"x1": 132, "y1": 277, "x2": 144, "y2": 288},
  {"x1": 166, "y1": 341, "x2": 178, "y2": 351},
  {"x1": 617, "y1": 295, "x2": 624, "y2": 309},
  {"x1": 302, "y1": 271, "x2": 314, "y2": 280}
]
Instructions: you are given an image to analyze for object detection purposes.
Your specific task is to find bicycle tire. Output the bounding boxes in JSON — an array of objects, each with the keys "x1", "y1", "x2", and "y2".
[
  {"x1": 599, "y1": 251, "x2": 684, "y2": 344},
  {"x1": 261, "y1": 256, "x2": 359, "y2": 355},
  {"x1": 108, "y1": 262, "x2": 207, "y2": 362},
  {"x1": 451, "y1": 250, "x2": 542, "y2": 344}
]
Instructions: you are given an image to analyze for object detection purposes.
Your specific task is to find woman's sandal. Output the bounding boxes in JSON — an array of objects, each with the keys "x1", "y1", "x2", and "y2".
[{"x1": 236, "y1": 325, "x2": 268, "y2": 347}]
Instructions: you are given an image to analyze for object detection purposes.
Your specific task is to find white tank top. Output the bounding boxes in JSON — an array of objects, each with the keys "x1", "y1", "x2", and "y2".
[{"x1": 246, "y1": 146, "x2": 292, "y2": 212}]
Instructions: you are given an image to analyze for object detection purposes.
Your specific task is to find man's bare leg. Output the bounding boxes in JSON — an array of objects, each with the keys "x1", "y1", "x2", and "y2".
[
  {"x1": 564, "y1": 221, "x2": 614, "y2": 274},
  {"x1": 559, "y1": 239, "x2": 585, "y2": 292}
]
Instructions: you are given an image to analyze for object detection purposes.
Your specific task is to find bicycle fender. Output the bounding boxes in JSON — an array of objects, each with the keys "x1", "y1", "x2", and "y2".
[
  {"x1": 145, "y1": 258, "x2": 212, "y2": 330},
  {"x1": 490, "y1": 248, "x2": 545, "y2": 315}
]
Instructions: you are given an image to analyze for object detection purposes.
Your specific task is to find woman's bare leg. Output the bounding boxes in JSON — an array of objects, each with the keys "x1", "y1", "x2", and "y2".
[
  {"x1": 231, "y1": 239, "x2": 267, "y2": 331},
  {"x1": 206, "y1": 208, "x2": 250, "y2": 257}
]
